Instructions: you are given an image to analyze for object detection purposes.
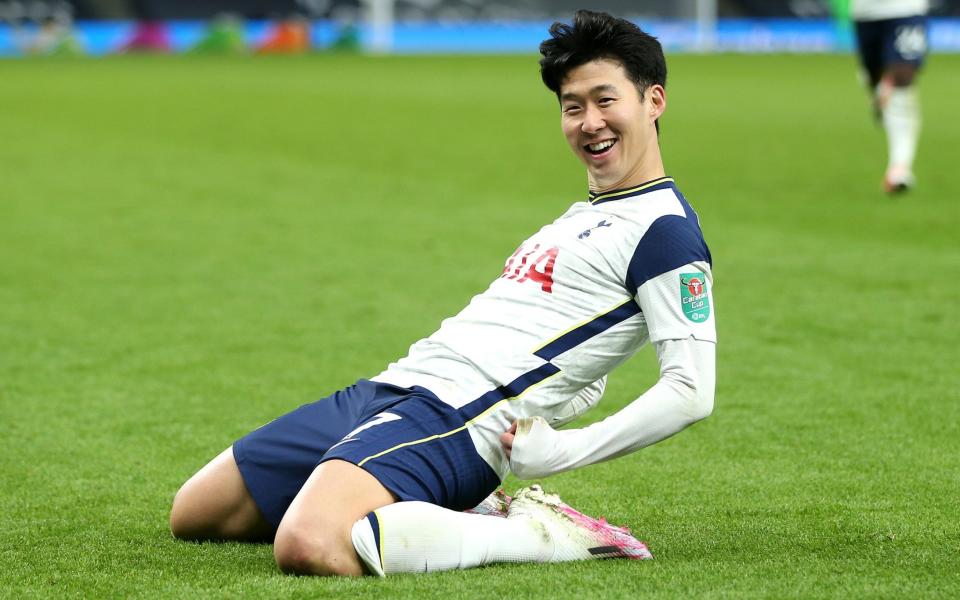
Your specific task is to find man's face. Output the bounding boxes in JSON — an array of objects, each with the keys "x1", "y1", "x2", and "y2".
[{"x1": 559, "y1": 58, "x2": 665, "y2": 190}]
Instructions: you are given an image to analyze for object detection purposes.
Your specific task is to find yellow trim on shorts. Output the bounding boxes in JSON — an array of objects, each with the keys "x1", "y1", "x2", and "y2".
[{"x1": 356, "y1": 370, "x2": 561, "y2": 467}]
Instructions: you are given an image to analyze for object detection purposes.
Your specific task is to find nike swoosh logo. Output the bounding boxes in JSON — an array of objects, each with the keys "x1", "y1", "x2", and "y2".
[
  {"x1": 327, "y1": 437, "x2": 359, "y2": 452},
  {"x1": 328, "y1": 412, "x2": 403, "y2": 452}
]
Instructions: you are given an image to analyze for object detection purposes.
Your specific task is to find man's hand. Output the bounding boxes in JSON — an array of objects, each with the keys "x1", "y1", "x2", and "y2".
[
  {"x1": 500, "y1": 421, "x2": 517, "y2": 459},
  {"x1": 501, "y1": 417, "x2": 568, "y2": 480}
]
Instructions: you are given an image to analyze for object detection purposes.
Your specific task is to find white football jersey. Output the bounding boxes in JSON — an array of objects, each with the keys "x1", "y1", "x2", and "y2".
[
  {"x1": 851, "y1": 0, "x2": 928, "y2": 20},
  {"x1": 372, "y1": 177, "x2": 716, "y2": 479}
]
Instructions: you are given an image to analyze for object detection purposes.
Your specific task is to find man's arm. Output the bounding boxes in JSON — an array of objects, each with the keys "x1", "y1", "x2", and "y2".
[{"x1": 503, "y1": 336, "x2": 714, "y2": 480}]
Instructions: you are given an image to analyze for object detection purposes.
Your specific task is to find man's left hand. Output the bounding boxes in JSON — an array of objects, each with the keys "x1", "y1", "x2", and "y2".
[
  {"x1": 500, "y1": 421, "x2": 517, "y2": 459},
  {"x1": 503, "y1": 417, "x2": 566, "y2": 479}
]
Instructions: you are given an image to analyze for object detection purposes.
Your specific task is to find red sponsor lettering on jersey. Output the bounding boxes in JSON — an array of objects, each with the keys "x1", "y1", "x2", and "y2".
[
  {"x1": 502, "y1": 244, "x2": 540, "y2": 280},
  {"x1": 501, "y1": 243, "x2": 558, "y2": 293}
]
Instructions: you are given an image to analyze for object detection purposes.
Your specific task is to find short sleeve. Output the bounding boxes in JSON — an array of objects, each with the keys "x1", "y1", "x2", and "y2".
[
  {"x1": 635, "y1": 262, "x2": 716, "y2": 342},
  {"x1": 626, "y1": 211, "x2": 715, "y2": 343}
]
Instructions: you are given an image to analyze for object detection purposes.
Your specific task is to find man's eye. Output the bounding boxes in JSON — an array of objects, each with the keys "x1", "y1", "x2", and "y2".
[
  {"x1": 563, "y1": 106, "x2": 581, "y2": 114},
  {"x1": 599, "y1": 97, "x2": 616, "y2": 105}
]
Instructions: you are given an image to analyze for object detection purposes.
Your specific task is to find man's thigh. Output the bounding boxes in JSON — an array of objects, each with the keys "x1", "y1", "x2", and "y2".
[
  {"x1": 882, "y1": 15, "x2": 928, "y2": 70},
  {"x1": 231, "y1": 380, "x2": 396, "y2": 530},
  {"x1": 855, "y1": 20, "x2": 886, "y2": 87},
  {"x1": 321, "y1": 390, "x2": 501, "y2": 512},
  {"x1": 228, "y1": 380, "x2": 500, "y2": 545}
]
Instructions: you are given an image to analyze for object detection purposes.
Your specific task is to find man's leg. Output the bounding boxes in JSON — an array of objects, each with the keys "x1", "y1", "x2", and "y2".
[
  {"x1": 875, "y1": 16, "x2": 926, "y2": 193},
  {"x1": 853, "y1": 19, "x2": 885, "y2": 117},
  {"x1": 273, "y1": 459, "x2": 396, "y2": 576},
  {"x1": 880, "y1": 62, "x2": 921, "y2": 192},
  {"x1": 271, "y1": 458, "x2": 549, "y2": 577},
  {"x1": 170, "y1": 447, "x2": 274, "y2": 542},
  {"x1": 271, "y1": 461, "x2": 627, "y2": 578},
  {"x1": 349, "y1": 485, "x2": 652, "y2": 576},
  {"x1": 270, "y1": 461, "x2": 653, "y2": 577}
]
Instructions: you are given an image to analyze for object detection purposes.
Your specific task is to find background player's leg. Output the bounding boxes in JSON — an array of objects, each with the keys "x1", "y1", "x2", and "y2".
[
  {"x1": 854, "y1": 20, "x2": 885, "y2": 109},
  {"x1": 880, "y1": 63, "x2": 921, "y2": 192},
  {"x1": 273, "y1": 459, "x2": 397, "y2": 576},
  {"x1": 887, "y1": 62, "x2": 918, "y2": 88},
  {"x1": 170, "y1": 447, "x2": 273, "y2": 542}
]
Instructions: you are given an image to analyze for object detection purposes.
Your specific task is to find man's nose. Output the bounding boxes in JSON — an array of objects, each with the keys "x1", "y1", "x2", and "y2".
[{"x1": 581, "y1": 105, "x2": 605, "y2": 134}]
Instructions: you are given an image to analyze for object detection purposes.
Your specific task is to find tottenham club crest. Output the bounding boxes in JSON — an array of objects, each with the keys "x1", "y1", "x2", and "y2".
[
  {"x1": 679, "y1": 272, "x2": 710, "y2": 322},
  {"x1": 578, "y1": 219, "x2": 613, "y2": 239}
]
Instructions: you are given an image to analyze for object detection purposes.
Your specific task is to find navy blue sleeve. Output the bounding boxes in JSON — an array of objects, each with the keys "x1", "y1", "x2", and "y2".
[{"x1": 625, "y1": 215, "x2": 712, "y2": 293}]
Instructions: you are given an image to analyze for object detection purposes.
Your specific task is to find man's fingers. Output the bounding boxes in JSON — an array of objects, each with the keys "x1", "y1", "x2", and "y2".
[
  {"x1": 500, "y1": 421, "x2": 518, "y2": 458},
  {"x1": 500, "y1": 432, "x2": 514, "y2": 458}
]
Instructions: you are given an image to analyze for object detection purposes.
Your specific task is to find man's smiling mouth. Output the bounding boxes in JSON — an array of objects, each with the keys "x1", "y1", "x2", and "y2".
[{"x1": 585, "y1": 139, "x2": 617, "y2": 156}]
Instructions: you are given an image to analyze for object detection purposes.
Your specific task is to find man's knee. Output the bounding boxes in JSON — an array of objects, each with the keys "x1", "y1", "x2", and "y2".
[
  {"x1": 169, "y1": 483, "x2": 222, "y2": 540},
  {"x1": 270, "y1": 460, "x2": 394, "y2": 576},
  {"x1": 274, "y1": 523, "x2": 359, "y2": 577},
  {"x1": 169, "y1": 448, "x2": 273, "y2": 542},
  {"x1": 169, "y1": 480, "x2": 225, "y2": 540},
  {"x1": 169, "y1": 485, "x2": 198, "y2": 540},
  {"x1": 887, "y1": 63, "x2": 918, "y2": 87}
]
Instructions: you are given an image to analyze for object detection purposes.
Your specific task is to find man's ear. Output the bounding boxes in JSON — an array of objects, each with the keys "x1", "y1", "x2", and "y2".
[{"x1": 647, "y1": 84, "x2": 666, "y2": 121}]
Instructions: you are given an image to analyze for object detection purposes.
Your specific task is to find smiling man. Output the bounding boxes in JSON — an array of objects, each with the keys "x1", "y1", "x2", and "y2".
[
  {"x1": 170, "y1": 10, "x2": 716, "y2": 576},
  {"x1": 556, "y1": 60, "x2": 665, "y2": 192}
]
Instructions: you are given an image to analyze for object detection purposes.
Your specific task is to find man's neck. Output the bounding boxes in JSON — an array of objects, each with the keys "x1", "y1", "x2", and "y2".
[
  {"x1": 588, "y1": 164, "x2": 666, "y2": 194},
  {"x1": 588, "y1": 146, "x2": 666, "y2": 193}
]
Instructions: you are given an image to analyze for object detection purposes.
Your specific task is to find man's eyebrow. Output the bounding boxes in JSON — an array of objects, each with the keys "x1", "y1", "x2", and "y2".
[
  {"x1": 591, "y1": 84, "x2": 620, "y2": 95},
  {"x1": 560, "y1": 84, "x2": 621, "y2": 102}
]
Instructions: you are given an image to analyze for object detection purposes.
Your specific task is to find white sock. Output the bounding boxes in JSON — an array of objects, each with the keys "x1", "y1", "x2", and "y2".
[
  {"x1": 881, "y1": 86, "x2": 921, "y2": 174},
  {"x1": 350, "y1": 501, "x2": 552, "y2": 576}
]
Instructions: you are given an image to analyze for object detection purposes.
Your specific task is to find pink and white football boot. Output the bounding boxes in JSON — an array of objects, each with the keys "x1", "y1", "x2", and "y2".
[{"x1": 506, "y1": 485, "x2": 653, "y2": 561}]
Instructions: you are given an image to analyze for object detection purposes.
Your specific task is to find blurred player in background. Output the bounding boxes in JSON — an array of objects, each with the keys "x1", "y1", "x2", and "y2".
[
  {"x1": 170, "y1": 10, "x2": 716, "y2": 576},
  {"x1": 851, "y1": 0, "x2": 929, "y2": 193}
]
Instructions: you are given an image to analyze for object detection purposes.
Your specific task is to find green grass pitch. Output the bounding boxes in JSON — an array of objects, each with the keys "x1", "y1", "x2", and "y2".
[{"x1": 1, "y1": 51, "x2": 958, "y2": 597}]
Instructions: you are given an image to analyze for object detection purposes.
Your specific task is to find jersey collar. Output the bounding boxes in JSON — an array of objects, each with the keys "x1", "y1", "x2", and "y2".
[{"x1": 587, "y1": 176, "x2": 675, "y2": 205}]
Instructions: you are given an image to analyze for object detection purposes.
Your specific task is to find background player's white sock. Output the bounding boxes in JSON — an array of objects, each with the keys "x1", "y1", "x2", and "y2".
[
  {"x1": 351, "y1": 501, "x2": 552, "y2": 576},
  {"x1": 881, "y1": 86, "x2": 921, "y2": 175}
]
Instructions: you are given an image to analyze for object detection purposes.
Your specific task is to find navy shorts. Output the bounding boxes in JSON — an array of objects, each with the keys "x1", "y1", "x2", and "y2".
[
  {"x1": 232, "y1": 380, "x2": 501, "y2": 529},
  {"x1": 855, "y1": 15, "x2": 928, "y2": 85}
]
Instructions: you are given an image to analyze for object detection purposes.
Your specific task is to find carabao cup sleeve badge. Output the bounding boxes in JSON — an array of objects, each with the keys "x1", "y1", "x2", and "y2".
[{"x1": 679, "y1": 272, "x2": 710, "y2": 322}]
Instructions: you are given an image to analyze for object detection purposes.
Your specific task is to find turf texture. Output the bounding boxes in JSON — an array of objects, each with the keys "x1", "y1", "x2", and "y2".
[{"x1": 0, "y1": 52, "x2": 958, "y2": 597}]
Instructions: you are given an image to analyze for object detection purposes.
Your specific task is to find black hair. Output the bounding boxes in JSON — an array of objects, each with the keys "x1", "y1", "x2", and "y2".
[{"x1": 539, "y1": 10, "x2": 667, "y2": 101}]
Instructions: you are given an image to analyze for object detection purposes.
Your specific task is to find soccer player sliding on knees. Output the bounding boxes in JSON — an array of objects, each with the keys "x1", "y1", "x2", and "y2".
[{"x1": 170, "y1": 10, "x2": 716, "y2": 576}]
